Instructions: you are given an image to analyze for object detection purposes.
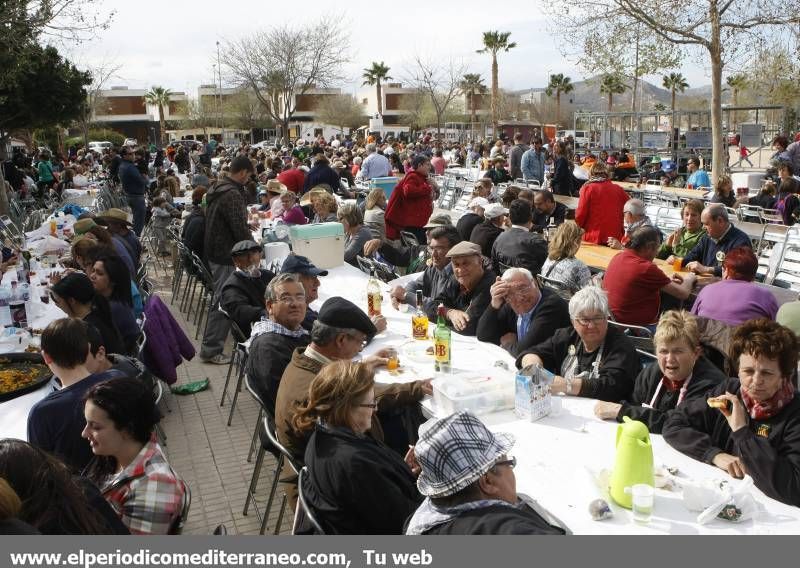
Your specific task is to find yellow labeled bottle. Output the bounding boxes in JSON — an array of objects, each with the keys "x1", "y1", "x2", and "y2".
[
  {"x1": 412, "y1": 290, "x2": 428, "y2": 340},
  {"x1": 366, "y1": 269, "x2": 382, "y2": 317},
  {"x1": 434, "y1": 304, "x2": 451, "y2": 373}
]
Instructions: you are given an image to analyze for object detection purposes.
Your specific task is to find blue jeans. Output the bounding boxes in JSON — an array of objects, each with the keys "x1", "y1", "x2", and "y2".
[{"x1": 127, "y1": 194, "x2": 146, "y2": 236}]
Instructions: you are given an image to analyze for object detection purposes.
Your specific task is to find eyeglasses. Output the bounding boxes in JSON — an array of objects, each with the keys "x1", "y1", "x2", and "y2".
[
  {"x1": 357, "y1": 402, "x2": 378, "y2": 409},
  {"x1": 574, "y1": 316, "x2": 606, "y2": 327},
  {"x1": 275, "y1": 294, "x2": 306, "y2": 304},
  {"x1": 493, "y1": 456, "x2": 517, "y2": 469}
]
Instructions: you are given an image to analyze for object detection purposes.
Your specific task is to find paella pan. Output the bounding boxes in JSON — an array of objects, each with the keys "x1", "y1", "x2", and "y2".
[{"x1": 0, "y1": 353, "x2": 52, "y2": 403}]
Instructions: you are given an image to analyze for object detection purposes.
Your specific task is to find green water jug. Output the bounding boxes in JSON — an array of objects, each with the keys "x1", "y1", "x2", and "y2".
[{"x1": 609, "y1": 416, "x2": 654, "y2": 509}]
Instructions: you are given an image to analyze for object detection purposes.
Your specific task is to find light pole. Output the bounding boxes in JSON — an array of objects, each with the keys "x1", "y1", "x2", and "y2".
[{"x1": 216, "y1": 41, "x2": 224, "y2": 144}]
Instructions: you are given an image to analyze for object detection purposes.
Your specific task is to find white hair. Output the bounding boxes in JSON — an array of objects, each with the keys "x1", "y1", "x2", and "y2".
[
  {"x1": 501, "y1": 267, "x2": 534, "y2": 282},
  {"x1": 568, "y1": 286, "x2": 610, "y2": 319},
  {"x1": 623, "y1": 199, "x2": 645, "y2": 216}
]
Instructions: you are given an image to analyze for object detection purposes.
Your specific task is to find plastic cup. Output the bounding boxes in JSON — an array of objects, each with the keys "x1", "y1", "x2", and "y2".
[
  {"x1": 672, "y1": 257, "x2": 683, "y2": 272},
  {"x1": 386, "y1": 348, "x2": 400, "y2": 371},
  {"x1": 629, "y1": 484, "x2": 654, "y2": 523}
]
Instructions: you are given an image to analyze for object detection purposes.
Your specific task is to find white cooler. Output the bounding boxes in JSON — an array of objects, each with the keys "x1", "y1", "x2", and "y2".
[{"x1": 289, "y1": 222, "x2": 346, "y2": 269}]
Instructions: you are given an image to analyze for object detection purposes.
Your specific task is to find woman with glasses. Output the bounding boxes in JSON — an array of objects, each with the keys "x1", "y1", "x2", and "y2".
[
  {"x1": 517, "y1": 286, "x2": 641, "y2": 402},
  {"x1": 294, "y1": 360, "x2": 422, "y2": 534}
]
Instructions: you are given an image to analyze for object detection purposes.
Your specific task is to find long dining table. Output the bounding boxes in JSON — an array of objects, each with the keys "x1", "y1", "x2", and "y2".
[{"x1": 312, "y1": 262, "x2": 800, "y2": 534}]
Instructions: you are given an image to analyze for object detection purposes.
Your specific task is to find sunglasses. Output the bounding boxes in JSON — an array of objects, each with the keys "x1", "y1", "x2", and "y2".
[{"x1": 357, "y1": 402, "x2": 378, "y2": 409}]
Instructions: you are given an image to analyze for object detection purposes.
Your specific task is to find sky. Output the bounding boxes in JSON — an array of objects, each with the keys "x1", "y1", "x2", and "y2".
[{"x1": 65, "y1": 0, "x2": 712, "y2": 98}]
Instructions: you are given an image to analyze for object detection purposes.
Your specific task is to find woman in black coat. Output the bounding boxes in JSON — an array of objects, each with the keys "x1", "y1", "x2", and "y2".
[
  {"x1": 594, "y1": 311, "x2": 727, "y2": 433},
  {"x1": 663, "y1": 319, "x2": 800, "y2": 507},
  {"x1": 294, "y1": 360, "x2": 422, "y2": 534},
  {"x1": 549, "y1": 141, "x2": 574, "y2": 196}
]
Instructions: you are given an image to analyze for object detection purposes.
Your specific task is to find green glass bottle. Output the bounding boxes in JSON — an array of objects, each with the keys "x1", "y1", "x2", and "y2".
[{"x1": 434, "y1": 304, "x2": 451, "y2": 374}]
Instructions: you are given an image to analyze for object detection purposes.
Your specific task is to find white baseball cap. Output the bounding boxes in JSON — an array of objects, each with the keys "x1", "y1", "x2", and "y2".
[
  {"x1": 484, "y1": 203, "x2": 509, "y2": 220},
  {"x1": 468, "y1": 197, "x2": 490, "y2": 210}
]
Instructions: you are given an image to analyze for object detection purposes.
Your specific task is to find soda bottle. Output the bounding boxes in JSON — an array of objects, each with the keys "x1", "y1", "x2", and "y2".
[
  {"x1": 434, "y1": 304, "x2": 451, "y2": 373},
  {"x1": 366, "y1": 269, "x2": 382, "y2": 317},
  {"x1": 0, "y1": 286, "x2": 11, "y2": 327},
  {"x1": 412, "y1": 290, "x2": 429, "y2": 340}
]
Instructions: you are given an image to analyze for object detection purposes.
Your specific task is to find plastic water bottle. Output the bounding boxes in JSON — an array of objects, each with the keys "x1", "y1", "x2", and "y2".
[{"x1": 0, "y1": 286, "x2": 12, "y2": 327}]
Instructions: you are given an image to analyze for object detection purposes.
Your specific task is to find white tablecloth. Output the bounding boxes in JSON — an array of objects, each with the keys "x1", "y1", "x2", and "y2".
[{"x1": 313, "y1": 262, "x2": 800, "y2": 534}]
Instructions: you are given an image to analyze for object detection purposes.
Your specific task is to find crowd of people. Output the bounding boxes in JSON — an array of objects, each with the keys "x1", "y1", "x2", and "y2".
[{"x1": 2, "y1": 126, "x2": 800, "y2": 536}]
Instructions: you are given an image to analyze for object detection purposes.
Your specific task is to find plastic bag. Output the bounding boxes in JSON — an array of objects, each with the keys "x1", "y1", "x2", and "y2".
[
  {"x1": 682, "y1": 475, "x2": 762, "y2": 524},
  {"x1": 170, "y1": 378, "x2": 209, "y2": 395}
]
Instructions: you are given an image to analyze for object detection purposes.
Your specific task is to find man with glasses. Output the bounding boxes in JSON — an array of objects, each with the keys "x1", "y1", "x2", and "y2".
[
  {"x1": 218, "y1": 240, "x2": 275, "y2": 338},
  {"x1": 521, "y1": 136, "x2": 547, "y2": 185},
  {"x1": 246, "y1": 273, "x2": 311, "y2": 408},
  {"x1": 405, "y1": 411, "x2": 567, "y2": 535},
  {"x1": 476, "y1": 267, "x2": 570, "y2": 357},
  {"x1": 390, "y1": 226, "x2": 461, "y2": 313},
  {"x1": 276, "y1": 297, "x2": 431, "y2": 462}
]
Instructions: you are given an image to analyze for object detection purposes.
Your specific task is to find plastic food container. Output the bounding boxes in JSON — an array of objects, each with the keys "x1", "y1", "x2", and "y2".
[{"x1": 432, "y1": 371, "x2": 515, "y2": 416}]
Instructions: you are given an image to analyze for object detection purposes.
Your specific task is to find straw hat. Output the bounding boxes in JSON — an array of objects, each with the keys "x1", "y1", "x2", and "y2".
[
  {"x1": 96, "y1": 208, "x2": 133, "y2": 226},
  {"x1": 266, "y1": 179, "x2": 288, "y2": 195}
]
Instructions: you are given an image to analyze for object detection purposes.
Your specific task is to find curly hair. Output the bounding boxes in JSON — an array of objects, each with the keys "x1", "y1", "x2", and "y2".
[
  {"x1": 730, "y1": 319, "x2": 798, "y2": 378},
  {"x1": 547, "y1": 220, "x2": 583, "y2": 261},
  {"x1": 654, "y1": 310, "x2": 700, "y2": 349}
]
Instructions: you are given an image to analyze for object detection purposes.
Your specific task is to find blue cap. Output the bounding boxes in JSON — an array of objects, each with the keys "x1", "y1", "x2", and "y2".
[
  {"x1": 280, "y1": 255, "x2": 328, "y2": 277},
  {"x1": 663, "y1": 162, "x2": 676, "y2": 172}
]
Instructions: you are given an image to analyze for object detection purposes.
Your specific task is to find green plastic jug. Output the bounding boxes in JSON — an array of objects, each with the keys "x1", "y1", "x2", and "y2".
[{"x1": 609, "y1": 416, "x2": 655, "y2": 509}]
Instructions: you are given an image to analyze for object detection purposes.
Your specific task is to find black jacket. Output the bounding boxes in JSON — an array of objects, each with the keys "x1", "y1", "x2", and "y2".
[
  {"x1": 470, "y1": 220, "x2": 504, "y2": 258},
  {"x1": 476, "y1": 289, "x2": 571, "y2": 357},
  {"x1": 516, "y1": 326, "x2": 641, "y2": 402},
  {"x1": 203, "y1": 176, "x2": 252, "y2": 266},
  {"x1": 490, "y1": 227, "x2": 547, "y2": 275},
  {"x1": 430, "y1": 269, "x2": 496, "y2": 336},
  {"x1": 422, "y1": 503, "x2": 566, "y2": 535},
  {"x1": 246, "y1": 331, "x2": 310, "y2": 409},
  {"x1": 663, "y1": 378, "x2": 800, "y2": 507},
  {"x1": 456, "y1": 212, "x2": 483, "y2": 242},
  {"x1": 181, "y1": 209, "x2": 205, "y2": 261},
  {"x1": 550, "y1": 156, "x2": 573, "y2": 196},
  {"x1": 532, "y1": 202, "x2": 568, "y2": 231},
  {"x1": 616, "y1": 356, "x2": 727, "y2": 434},
  {"x1": 301, "y1": 423, "x2": 422, "y2": 535},
  {"x1": 218, "y1": 269, "x2": 274, "y2": 337},
  {"x1": 118, "y1": 160, "x2": 146, "y2": 196},
  {"x1": 303, "y1": 163, "x2": 341, "y2": 193}
]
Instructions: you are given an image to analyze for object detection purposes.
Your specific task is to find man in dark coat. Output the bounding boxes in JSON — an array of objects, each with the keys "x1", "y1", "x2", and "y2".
[
  {"x1": 477, "y1": 268, "x2": 570, "y2": 357},
  {"x1": 405, "y1": 411, "x2": 567, "y2": 535},
  {"x1": 199, "y1": 155, "x2": 255, "y2": 364},
  {"x1": 302, "y1": 154, "x2": 341, "y2": 194},
  {"x1": 491, "y1": 199, "x2": 547, "y2": 275},
  {"x1": 218, "y1": 240, "x2": 275, "y2": 338},
  {"x1": 469, "y1": 203, "x2": 508, "y2": 258},
  {"x1": 531, "y1": 190, "x2": 568, "y2": 232},
  {"x1": 245, "y1": 273, "x2": 310, "y2": 409},
  {"x1": 456, "y1": 197, "x2": 487, "y2": 242}
]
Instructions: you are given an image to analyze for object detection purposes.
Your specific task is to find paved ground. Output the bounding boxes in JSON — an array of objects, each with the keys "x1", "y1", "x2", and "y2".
[{"x1": 147, "y1": 257, "x2": 292, "y2": 536}]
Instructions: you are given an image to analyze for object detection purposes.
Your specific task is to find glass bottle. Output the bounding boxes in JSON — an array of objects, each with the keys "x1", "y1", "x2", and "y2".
[
  {"x1": 366, "y1": 269, "x2": 382, "y2": 317},
  {"x1": 412, "y1": 290, "x2": 428, "y2": 340},
  {"x1": 434, "y1": 304, "x2": 451, "y2": 373}
]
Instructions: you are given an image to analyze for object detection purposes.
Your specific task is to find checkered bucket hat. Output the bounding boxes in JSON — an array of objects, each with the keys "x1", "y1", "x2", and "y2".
[{"x1": 415, "y1": 411, "x2": 515, "y2": 498}]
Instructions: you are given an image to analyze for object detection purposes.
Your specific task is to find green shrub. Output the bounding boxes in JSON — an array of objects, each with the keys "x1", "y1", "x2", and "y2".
[{"x1": 65, "y1": 128, "x2": 126, "y2": 149}]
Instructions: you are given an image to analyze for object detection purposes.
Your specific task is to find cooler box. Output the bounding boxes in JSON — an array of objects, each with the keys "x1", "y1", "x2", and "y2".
[
  {"x1": 289, "y1": 222, "x2": 345, "y2": 270},
  {"x1": 370, "y1": 176, "x2": 399, "y2": 200}
]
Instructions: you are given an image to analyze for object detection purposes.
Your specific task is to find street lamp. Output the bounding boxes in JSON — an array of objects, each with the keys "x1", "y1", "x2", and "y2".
[{"x1": 217, "y1": 40, "x2": 224, "y2": 144}]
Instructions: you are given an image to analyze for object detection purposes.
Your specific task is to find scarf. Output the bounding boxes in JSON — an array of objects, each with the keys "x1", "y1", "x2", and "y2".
[
  {"x1": 249, "y1": 319, "x2": 308, "y2": 341},
  {"x1": 740, "y1": 380, "x2": 796, "y2": 421},
  {"x1": 662, "y1": 376, "x2": 684, "y2": 392},
  {"x1": 588, "y1": 175, "x2": 608, "y2": 183}
]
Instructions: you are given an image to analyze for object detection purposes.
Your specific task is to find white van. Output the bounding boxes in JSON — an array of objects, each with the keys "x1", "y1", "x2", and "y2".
[{"x1": 556, "y1": 130, "x2": 591, "y2": 147}]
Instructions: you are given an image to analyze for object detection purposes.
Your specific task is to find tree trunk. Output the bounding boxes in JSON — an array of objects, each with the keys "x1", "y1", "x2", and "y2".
[
  {"x1": 709, "y1": 0, "x2": 724, "y2": 184},
  {"x1": 608, "y1": 93, "x2": 613, "y2": 112},
  {"x1": 491, "y1": 54, "x2": 499, "y2": 138},
  {"x1": 556, "y1": 92, "x2": 561, "y2": 127},
  {"x1": 377, "y1": 82, "x2": 383, "y2": 117},
  {"x1": 0, "y1": 137, "x2": 10, "y2": 216},
  {"x1": 670, "y1": 90, "x2": 676, "y2": 141},
  {"x1": 470, "y1": 91, "x2": 477, "y2": 141},
  {"x1": 631, "y1": 28, "x2": 640, "y2": 113}
]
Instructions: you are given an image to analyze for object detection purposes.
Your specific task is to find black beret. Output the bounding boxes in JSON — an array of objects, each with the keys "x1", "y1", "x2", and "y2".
[{"x1": 317, "y1": 297, "x2": 377, "y2": 338}]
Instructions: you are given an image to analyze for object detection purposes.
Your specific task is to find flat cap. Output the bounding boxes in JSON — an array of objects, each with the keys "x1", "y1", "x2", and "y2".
[
  {"x1": 230, "y1": 240, "x2": 261, "y2": 256},
  {"x1": 445, "y1": 241, "x2": 482, "y2": 258}
]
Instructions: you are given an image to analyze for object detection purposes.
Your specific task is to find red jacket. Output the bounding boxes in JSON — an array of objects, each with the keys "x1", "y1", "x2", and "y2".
[
  {"x1": 575, "y1": 179, "x2": 630, "y2": 245},
  {"x1": 384, "y1": 171, "x2": 433, "y2": 239}
]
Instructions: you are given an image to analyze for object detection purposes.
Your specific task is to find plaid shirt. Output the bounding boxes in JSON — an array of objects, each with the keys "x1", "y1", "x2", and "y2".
[{"x1": 101, "y1": 438, "x2": 187, "y2": 535}]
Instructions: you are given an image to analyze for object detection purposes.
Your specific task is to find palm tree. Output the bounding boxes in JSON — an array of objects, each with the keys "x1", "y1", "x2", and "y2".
[
  {"x1": 476, "y1": 31, "x2": 516, "y2": 138},
  {"x1": 544, "y1": 73, "x2": 574, "y2": 127},
  {"x1": 654, "y1": 103, "x2": 667, "y2": 112},
  {"x1": 726, "y1": 74, "x2": 748, "y2": 129},
  {"x1": 661, "y1": 72, "x2": 689, "y2": 132},
  {"x1": 144, "y1": 86, "x2": 173, "y2": 146},
  {"x1": 599, "y1": 74, "x2": 627, "y2": 112},
  {"x1": 459, "y1": 73, "x2": 487, "y2": 136},
  {"x1": 362, "y1": 61, "x2": 392, "y2": 117}
]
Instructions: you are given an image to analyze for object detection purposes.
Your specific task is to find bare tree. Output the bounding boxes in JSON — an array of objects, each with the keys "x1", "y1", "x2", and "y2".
[
  {"x1": 404, "y1": 57, "x2": 467, "y2": 138},
  {"x1": 222, "y1": 17, "x2": 349, "y2": 142},
  {"x1": 544, "y1": 0, "x2": 800, "y2": 183},
  {"x1": 175, "y1": 99, "x2": 214, "y2": 140},
  {"x1": 0, "y1": 0, "x2": 115, "y2": 48},
  {"x1": 222, "y1": 92, "x2": 274, "y2": 134},
  {"x1": 73, "y1": 60, "x2": 120, "y2": 148},
  {"x1": 315, "y1": 95, "x2": 365, "y2": 135}
]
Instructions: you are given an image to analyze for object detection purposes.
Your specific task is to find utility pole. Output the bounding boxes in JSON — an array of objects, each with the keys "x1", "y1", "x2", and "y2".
[{"x1": 217, "y1": 40, "x2": 224, "y2": 144}]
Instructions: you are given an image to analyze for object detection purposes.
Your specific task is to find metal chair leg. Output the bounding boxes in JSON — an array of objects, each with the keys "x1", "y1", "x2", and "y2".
[
  {"x1": 243, "y1": 444, "x2": 265, "y2": 516},
  {"x1": 227, "y1": 359, "x2": 246, "y2": 426},
  {"x1": 259, "y1": 454, "x2": 284, "y2": 535},
  {"x1": 247, "y1": 408, "x2": 263, "y2": 463},
  {"x1": 220, "y1": 349, "x2": 238, "y2": 407},
  {"x1": 274, "y1": 493, "x2": 288, "y2": 535}
]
